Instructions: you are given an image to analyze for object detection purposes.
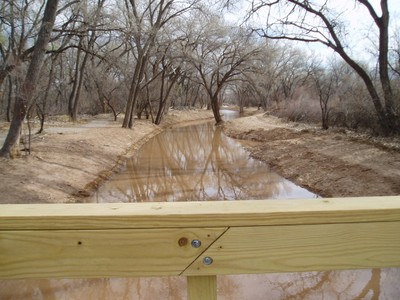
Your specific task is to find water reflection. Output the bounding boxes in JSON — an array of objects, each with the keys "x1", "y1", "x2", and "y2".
[
  {"x1": 94, "y1": 112, "x2": 316, "y2": 202},
  {"x1": 2, "y1": 268, "x2": 399, "y2": 299}
]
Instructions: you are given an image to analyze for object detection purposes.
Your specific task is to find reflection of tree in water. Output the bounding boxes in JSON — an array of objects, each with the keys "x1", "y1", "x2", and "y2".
[
  {"x1": 94, "y1": 122, "x2": 300, "y2": 202},
  {"x1": 260, "y1": 269, "x2": 381, "y2": 299},
  {"x1": 1, "y1": 268, "x2": 399, "y2": 299}
]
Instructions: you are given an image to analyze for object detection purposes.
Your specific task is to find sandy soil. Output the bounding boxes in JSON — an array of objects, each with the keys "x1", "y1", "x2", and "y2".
[
  {"x1": 1, "y1": 108, "x2": 399, "y2": 203},
  {"x1": 0, "y1": 110, "x2": 214, "y2": 204},
  {"x1": 223, "y1": 111, "x2": 400, "y2": 197}
]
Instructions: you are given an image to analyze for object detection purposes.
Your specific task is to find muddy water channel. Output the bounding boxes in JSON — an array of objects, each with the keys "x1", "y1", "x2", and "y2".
[
  {"x1": 1, "y1": 111, "x2": 399, "y2": 299},
  {"x1": 94, "y1": 110, "x2": 315, "y2": 202}
]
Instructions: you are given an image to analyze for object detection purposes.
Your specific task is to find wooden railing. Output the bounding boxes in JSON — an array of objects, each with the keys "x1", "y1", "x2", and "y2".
[{"x1": 1, "y1": 196, "x2": 400, "y2": 299}]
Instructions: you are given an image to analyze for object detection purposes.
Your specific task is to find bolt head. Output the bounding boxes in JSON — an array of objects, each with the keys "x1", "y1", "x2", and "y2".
[
  {"x1": 191, "y1": 239, "x2": 202, "y2": 248},
  {"x1": 203, "y1": 256, "x2": 213, "y2": 265}
]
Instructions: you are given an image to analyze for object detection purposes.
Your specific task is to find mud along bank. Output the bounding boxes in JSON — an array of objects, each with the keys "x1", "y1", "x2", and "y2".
[{"x1": 223, "y1": 113, "x2": 400, "y2": 198}]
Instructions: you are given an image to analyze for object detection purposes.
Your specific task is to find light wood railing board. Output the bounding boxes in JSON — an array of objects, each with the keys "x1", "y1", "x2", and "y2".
[
  {"x1": 187, "y1": 276, "x2": 217, "y2": 300},
  {"x1": 1, "y1": 196, "x2": 400, "y2": 285},
  {"x1": 0, "y1": 227, "x2": 227, "y2": 279},
  {"x1": 183, "y1": 221, "x2": 400, "y2": 276},
  {"x1": 1, "y1": 197, "x2": 400, "y2": 230}
]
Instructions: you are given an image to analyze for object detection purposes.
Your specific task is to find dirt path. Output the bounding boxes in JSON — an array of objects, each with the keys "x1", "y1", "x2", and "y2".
[
  {"x1": 0, "y1": 110, "x2": 213, "y2": 204},
  {"x1": 223, "y1": 112, "x2": 400, "y2": 197}
]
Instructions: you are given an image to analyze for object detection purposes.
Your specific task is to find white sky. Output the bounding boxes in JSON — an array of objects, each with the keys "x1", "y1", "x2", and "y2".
[{"x1": 224, "y1": 0, "x2": 400, "y2": 63}]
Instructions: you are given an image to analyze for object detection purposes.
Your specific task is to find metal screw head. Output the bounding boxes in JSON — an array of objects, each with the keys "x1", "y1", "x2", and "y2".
[
  {"x1": 203, "y1": 256, "x2": 213, "y2": 265},
  {"x1": 191, "y1": 239, "x2": 202, "y2": 248}
]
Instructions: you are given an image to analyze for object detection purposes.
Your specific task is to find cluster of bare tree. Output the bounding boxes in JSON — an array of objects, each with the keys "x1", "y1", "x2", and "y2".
[
  {"x1": 245, "y1": 0, "x2": 400, "y2": 134},
  {"x1": 0, "y1": 0, "x2": 399, "y2": 158}
]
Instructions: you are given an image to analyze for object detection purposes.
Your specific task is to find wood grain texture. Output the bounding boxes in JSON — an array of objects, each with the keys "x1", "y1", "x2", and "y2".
[
  {"x1": 187, "y1": 276, "x2": 217, "y2": 300},
  {"x1": 1, "y1": 196, "x2": 400, "y2": 230},
  {"x1": 183, "y1": 222, "x2": 400, "y2": 276},
  {"x1": 0, "y1": 227, "x2": 226, "y2": 279},
  {"x1": 1, "y1": 197, "x2": 400, "y2": 280}
]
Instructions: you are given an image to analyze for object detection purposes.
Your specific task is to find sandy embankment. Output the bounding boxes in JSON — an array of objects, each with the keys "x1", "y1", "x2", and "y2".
[
  {"x1": 223, "y1": 112, "x2": 400, "y2": 197},
  {"x1": 0, "y1": 110, "x2": 213, "y2": 204}
]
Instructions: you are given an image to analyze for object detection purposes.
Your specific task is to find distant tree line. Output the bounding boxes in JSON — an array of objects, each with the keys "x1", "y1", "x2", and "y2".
[{"x1": 0, "y1": 0, "x2": 399, "y2": 157}]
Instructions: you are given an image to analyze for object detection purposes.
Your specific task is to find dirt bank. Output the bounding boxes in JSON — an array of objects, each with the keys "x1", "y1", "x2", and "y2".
[
  {"x1": 223, "y1": 112, "x2": 400, "y2": 197},
  {"x1": 0, "y1": 110, "x2": 213, "y2": 204}
]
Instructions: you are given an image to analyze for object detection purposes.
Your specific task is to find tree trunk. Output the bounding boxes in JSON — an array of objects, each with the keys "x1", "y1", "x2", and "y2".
[
  {"x1": 154, "y1": 70, "x2": 166, "y2": 125},
  {"x1": 71, "y1": 51, "x2": 90, "y2": 122},
  {"x1": 0, "y1": 0, "x2": 59, "y2": 158},
  {"x1": 145, "y1": 82, "x2": 155, "y2": 123},
  {"x1": 122, "y1": 56, "x2": 144, "y2": 128},
  {"x1": 71, "y1": 29, "x2": 99, "y2": 122},
  {"x1": 37, "y1": 56, "x2": 56, "y2": 134},
  {"x1": 68, "y1": 47, "x2": 82, "y2": 118},
  {"x1": 155, "y1": 67, "x2": 180, "y2": 125},
  {"x1": 210, "y1": 95, "x2": 223, "y2": 124},
  {"x1": 320, "y1": 98, "x2": 329, "y2": 130},
  {"x1": 378, "y1": 0, "x2": 399, "y2": 134},
  {"x1": 6, "y1": 76, "x2": 13, "y2": 122},
  {"x1": 0, "y1": 65, "x2": 16, "y2": 92},
  {"x1": 123, "y1": 52, "x2": 148, "y2": 128}
]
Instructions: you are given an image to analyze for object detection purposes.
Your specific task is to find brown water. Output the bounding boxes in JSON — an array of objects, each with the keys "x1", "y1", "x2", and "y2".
[
  {"x1": 2, "y1": 110, "x2": 399, "y2": 299},
  {"x1": 2, "y1": 268, "x2": 400, "y2": 299},
  {"x1": 93, "y1": 110, "x2": 316, "y2": 202}
]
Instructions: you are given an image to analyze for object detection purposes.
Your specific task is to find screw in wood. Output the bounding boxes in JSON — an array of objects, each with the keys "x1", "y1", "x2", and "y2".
[
  {"x1": 191, "y1": 239, "x2": 202, "y2": 248},
  {"x1": 203, "y1": 256, "x2": 213, "y2": 265}
]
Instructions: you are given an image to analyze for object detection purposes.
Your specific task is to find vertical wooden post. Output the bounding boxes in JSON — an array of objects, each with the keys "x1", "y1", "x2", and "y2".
[{"x1": 187, "y1": 275, "x2": 217, "y2": 300}]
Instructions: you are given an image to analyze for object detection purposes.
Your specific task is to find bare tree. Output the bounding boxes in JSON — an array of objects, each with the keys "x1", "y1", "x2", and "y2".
[
  {"x1": 310, "y1": 65, "x2": 337, "y2": 130},
  {"x1": 0, "y1": 1, "x2": 48, "y2": 90},
  {"x1": 0, "y1": 0, "x2": 59, "y2": 158},
  {"x1": 64, "y1": 0, "x2": 107, "y2": 121},
  {"x1": 154, "y1": 57, "x2": 181, "y2": 124},
  {"x1": 136, "y1": 32, "x2": 184, "y2": 125},
  {"x1": 121, "y1": 0, "x2": 198, "y2": 128},
  {"x1": 249, "y1": 0, "x2": 399, "y2": 134},
  {"x1": 183, "y1": 18, "x2": 257, "y2": 124}
]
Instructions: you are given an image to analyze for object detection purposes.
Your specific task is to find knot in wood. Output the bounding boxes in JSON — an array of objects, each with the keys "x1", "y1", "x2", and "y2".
[{"x1": 178, "y1": 237, "x2": 188, "y2": 247}]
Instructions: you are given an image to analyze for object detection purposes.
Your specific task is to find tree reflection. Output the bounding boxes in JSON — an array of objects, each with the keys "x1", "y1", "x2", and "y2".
[
  {"x1": 94, "y1": 119, "x2": 315, "y2": 203},
  {"x1": 2, "y1": 268, "x2": 399, "y2": 299}
]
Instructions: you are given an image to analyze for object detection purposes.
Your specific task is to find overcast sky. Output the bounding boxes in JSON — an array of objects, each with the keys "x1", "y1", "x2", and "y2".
[{"x1": 225, "y1": 0, "x2": 399, "y2": 63}]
